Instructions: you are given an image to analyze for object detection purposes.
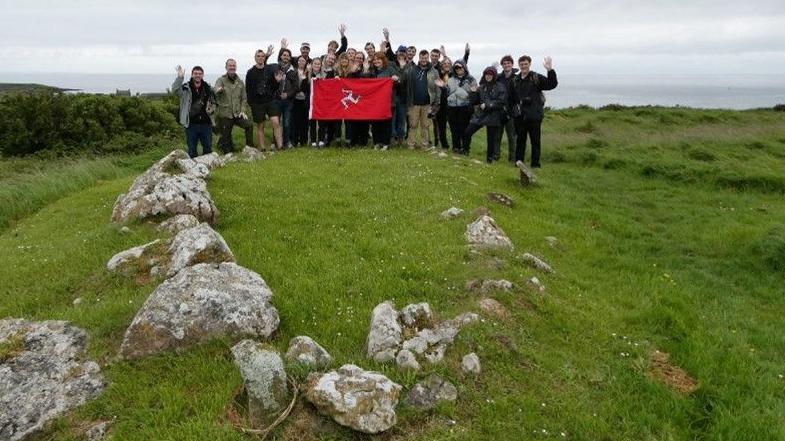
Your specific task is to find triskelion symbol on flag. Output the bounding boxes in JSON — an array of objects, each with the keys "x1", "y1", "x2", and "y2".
[{"x1": 341, "y1": 89, "x2": 361, "y2": 109}]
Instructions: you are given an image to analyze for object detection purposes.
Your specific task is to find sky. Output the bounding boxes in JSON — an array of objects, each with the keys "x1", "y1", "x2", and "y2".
[{"x1": 2, "y1": 0, "x2": 785, "y2": 76}]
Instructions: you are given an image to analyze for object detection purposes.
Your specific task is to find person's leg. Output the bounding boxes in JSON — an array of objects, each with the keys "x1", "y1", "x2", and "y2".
[
  {"x1": 486, "y1": 126, "x2": 500, "y2": 162},
  {"x1": 432, "y1": 109, "x2": 440, "y2": 147},
  {"x1": 529, "y1": 120, "x2": 543, "y2": 167},
  {"x1": 291, "y1": 100, "x2": 303, "y2": 146},
  {"x1": 357, "y1": 121, "x2": 369, "y2": 147},
  {"x1": 463, "y1": 122, "x2": 482, "y2": 155},
  {"x1": 406, "y1": 105, "x2": 420, "y2": 148},
  {"x1": 447, "y1": 108, "x2": 462, "y2": 152},
  {"x1": 196, "y1": 124, "x2": 212, "y2": 156},
  {"x1": 216, "y1": 117, "x2": 232, "y2": 153},
  {"x1": 504, "y1": 117, "x2": 517, "y2": 163},
  {"x1": 309, "y1": 120, "x2": 317, "y2": 146},
  {"x1": 185, "y1": 126, "x2": 198, "y2": 158},
  {"x1": 420, "y1": 105, "x2": 432, "y2": 147},
  {"x1": 458, "y1": 107, "x2": 472, "y2": 153},
  {"x1": 256, "y1": 122, "x2": 267, "y2": 150},
  {"x1": 279, "y1": 100, "x2": 292, "y2": 148},
  {"x1": 237, "y1": 117, "x2": 254, "y2": 148},
  {"x1": 437, "y1": 109, "x2": 449, "y2": 149}
]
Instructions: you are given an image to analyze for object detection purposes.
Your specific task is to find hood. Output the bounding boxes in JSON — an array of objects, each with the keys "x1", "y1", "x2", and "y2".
[
  {"x1": 480, "y1": 66, "x2": 498, "y2": 85},
  {"x1": 451, "y1": 59, "x2": 469, "y2": 77}
]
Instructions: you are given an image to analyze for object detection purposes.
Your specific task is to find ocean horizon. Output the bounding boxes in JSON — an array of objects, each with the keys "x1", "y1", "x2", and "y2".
[{"x1": 1, "y1": 72, "x2": 783, "y2": 110}]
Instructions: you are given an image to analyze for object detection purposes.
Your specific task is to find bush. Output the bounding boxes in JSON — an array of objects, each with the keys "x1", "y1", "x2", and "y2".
[
  {"x1": 0, "y1": 92, "x2": 180, "y2": 157},
  {"x1": 773, "y1": 104, "x2": 785, "y2": 112}
]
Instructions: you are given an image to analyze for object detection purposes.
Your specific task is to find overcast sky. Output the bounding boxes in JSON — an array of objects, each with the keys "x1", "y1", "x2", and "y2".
[{"x1": 2, "y1": 0, "x2": 785, "y2": 75}]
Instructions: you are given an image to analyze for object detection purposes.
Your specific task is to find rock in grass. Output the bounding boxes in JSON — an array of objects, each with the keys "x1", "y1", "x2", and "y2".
[
  {"x1": 399, "y1": 303, "x2": 433, "y2": 328},
  {"x1": 231, "y1": 340, "x2": 289, "y2": 426},
  {"x1": 395, "y1": 349, "x2": 421, "y2": 371},
  {"x1": 466, "y1": 215, "x2": 514, "y2": 249},
  {"x1": 527, "y1": 277, "x2": 546, "y2": 293},
  {"x1": 405, "y1": 374, "x2": 458, "y2": 410},
  {"x1": 286, "y1": 336, "x2": 332, "y2": 367},
  {"x1": 0, "y1": 319, "x2": 105, "y2": 441},
  {"x1": 225, "y1": 146, "x2": 265, "y2": 163},
  {"x1": 465, "y1": 279, "x2": 513, "y2": 293},
  {"x1": 544, "y1": 236, "x2": 559, "y2": 248},
  {"x1": 85, "y1": 421, "x2": 112, "y2": 441},
  {"x1": 119, "y1": 263, "x2": 279, "y2": 359},
  {"x1": 461, "y1": 353, "x2": 481, "y2": 375},
  {"x1": 106, "y1": 239, "x2": 162, "y2": 275},
  {"x1": 111, "y1": 150, "x2": 218, "y2": 224},
  {"x1": 166, "y1": 223, "x2": 235, "y2": 276},
  {"x1": 366, "y1": 301, "x2": 402, "y2": 363},
  {"x1": 193, "y1": 152, "x2": 225, "y2": 170},
  {"x1": 157, "y1": 214, "x2": 200, "y2": 234},
  {"x1": 304, "y1": 364, "x2": 402, "y2": 434},
  {"x1": 516, "y1": 160, "x2": 537, "y2": 185},
  {"x1": 487, "y1": 192, "x2": 514, "y2": 207},
  {"x1": 478, "y1": 298, "x2": 510, "y2": 319},
  {"x1": 440, "y1": 207, "x2": 464, "y2": 219},
  {"x1": 521, "y1": 253, "x2": 555, "y2": 273}
]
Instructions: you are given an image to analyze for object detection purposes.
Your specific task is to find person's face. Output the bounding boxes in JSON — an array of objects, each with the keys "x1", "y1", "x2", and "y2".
[
  {"x1": 328, "y1": 42, "x2": 338, "y2": 52},
  {"x1": 407, "y1": 47, "x2": 416, "y2": 59},
  {"x1": 502, "y1": 60, "x2": 513, "y2": 73},
  {"x1": 226, "y1": 60, "x2": 237, "y2": 75},
  {"x1": 255, "y1": 51, "x2": 266, "y2": 66},
  {"x1": 454, "y1": 65, "x2": 465, "y2": 76},
  {"x1": 312, "y1": 58, "x2": 322, "y2": 71},
  {"x1": 419, "y1": 53, "x2": 429, "y2": 66},
  {"x1": 365, "y1": 45, "x2": 375, "y2": 58},
  {"x1": 355, "y1": 53, "x2": 365, "y2": 65},
  {"x1": 191, "y1": 69, "x2": 204, "y2": 83},
  {"x1": 484, "y1": 72, "x2": 493, "y2": 82},
  {"x1": 519, "y1": 59, "x2": 531, "y2": 74},
  {"x1": 373, "y1": 57, "x2": 383, "y2": 68},
  {"x1": 347, "y1": 48, "x2": 356, "y2": 60},
  {"x1": 325, "y1": 54, "x2": 335, "y2": 67},
  {"x1": 340, "y1": 57, "x2": 349, "y2": 68},
  {"x1": 441, "y1": 59, "x2": 451, "y2": 72},
  {"x1": 280, "y1": 51, "x2": 291, "y2": 65},
  {"x1": 297, "y1": 57, "x2": 306, "y2": 69},
  {"x1": 430, "y1": 52, "x2": 440, "y2": 65},
  {"x1": 301, "y1": 46, "x2": 310, "y2": 57}
]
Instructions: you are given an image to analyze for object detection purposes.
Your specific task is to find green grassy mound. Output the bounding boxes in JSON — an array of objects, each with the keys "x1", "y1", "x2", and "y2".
[{"x1": 2, "y1": 106, "x2": 784, "y2": 440}]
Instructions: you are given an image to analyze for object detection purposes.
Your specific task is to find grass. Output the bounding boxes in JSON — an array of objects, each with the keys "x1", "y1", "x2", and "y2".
[{"x1": 1, "y1": 106, "x2": 785, "y2": 440}]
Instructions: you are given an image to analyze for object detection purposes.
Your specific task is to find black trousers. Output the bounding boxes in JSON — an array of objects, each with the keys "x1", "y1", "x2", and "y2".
[
  {"x1": 371, "y1": 119, "x2": 392, "y2": 146},
  {"x1": 217, "y1": 116, "x2": 254, "y2": 153},
  {"x1": 447, "y1": 106, "x2": 472, "y2": 153},
  {"x1": 465, "y1": 124, "x2": 501, "y2": 161},
  {"x1": 433, "y1": 107, "x2": 449, "y2": 149},
  {"x1": 292, "y1": 100, "x2": 309, "y2": 146},
  {"x1": 349, "y1": 121, "x2": 369, "y2": 147},
  {"x1": 309, "y1": 120, "x2": 326, "y2": 145},
  {"x1": 514, "y1": 117, "x2": 543, "y2": 167}
]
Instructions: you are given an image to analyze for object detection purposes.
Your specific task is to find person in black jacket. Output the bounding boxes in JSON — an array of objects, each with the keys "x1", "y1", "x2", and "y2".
[
  {"x1": 245, "y1": 49, "x2": 284, "y2": 151},
  {"x1": 292, "y1": 55, "x2": 310, "y2": 146},
  {"x1": 510, "y1": 55, "x2": 558, "y2": 168},
  {"x1": 276, "y1": 43, "x2": 300, "y2": 149},
  {"x1": 464, "y1": 66, "x2": 507, "y2": 163},
  {"x1": 497, "y1": 55, "x2": 519, "y2": 163}
]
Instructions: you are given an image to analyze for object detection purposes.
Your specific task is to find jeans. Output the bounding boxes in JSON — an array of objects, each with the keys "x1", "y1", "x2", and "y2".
[
  {"x1": 392, "y1": 95, "x2": 407, "y2": 140},
  {"x1": 216, "y1": 116, "x2": 253, "y2": 153},
  {"x1": 514, "y1": 117, "x2": 543, "y2": 167},
  {"x1": 185, "y1": 123, "x2": 213, "y2": 158},
  {"x1": 279, "y1": 99, "x2": 294, "y2": 146}
]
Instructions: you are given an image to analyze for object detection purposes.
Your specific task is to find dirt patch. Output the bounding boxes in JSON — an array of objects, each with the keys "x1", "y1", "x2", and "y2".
[{"x1": 648, "y1": 350, "x2": 698, "y2": 394}]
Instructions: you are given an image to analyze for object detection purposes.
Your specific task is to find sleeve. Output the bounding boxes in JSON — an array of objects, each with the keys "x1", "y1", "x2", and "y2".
[
  {"x1": 245, "y1": 71, "x2": 254, "y2": 102},
  {"x1": 336, "y1": 35, "x2": 348, "y2": 56},
  {"x1": 463, "y1": 48, "x2": 470, "y2": 64},
  {"x1": 540, "y1": 70, "x2": 558, "y2": 91},
  {"x1": 172, "y1": 76, "x2": 184, "y2": 96},
  {"x1": 214, "y1": 77, "x2": 224, "y2": 94},
  {"x1": 385, "y1": 42, "x2": 395, "y2": 62}
]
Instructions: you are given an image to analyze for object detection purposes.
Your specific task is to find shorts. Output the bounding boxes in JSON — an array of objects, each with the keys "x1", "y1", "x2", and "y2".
[{"x1": 250, "y1": 101, "x2": 281, "y2": 122}]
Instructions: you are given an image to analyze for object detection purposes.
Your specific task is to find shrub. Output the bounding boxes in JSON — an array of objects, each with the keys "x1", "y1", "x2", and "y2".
[
  {"x1": 773, "y1": 104, "x2": 785, "y2": 112},
  {"x1": 0, "y1": 92, "x2": 180, "y2": 157}
]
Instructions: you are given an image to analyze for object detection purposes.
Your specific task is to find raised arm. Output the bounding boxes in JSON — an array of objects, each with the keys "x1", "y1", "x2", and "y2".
[
  {"x1": 336, "y1": 24, "x2": 348, "y2": 56},
  {"x1": 463, "y1": 43, "x2": 470, "y2": 64},
  {"x1": 539, "y1": 57, "x2": 558, "y2": 90},
  {"x1": 172, "y1": 65, "x2": 185, "y2": 96}
]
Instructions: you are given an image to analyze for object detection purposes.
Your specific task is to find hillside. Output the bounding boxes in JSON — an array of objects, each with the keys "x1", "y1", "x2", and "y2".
[{"x1": 1, "y1": 106, "x2": 785, "y2": 440}]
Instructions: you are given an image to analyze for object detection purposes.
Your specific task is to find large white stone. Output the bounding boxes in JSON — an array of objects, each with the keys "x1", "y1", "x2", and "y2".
[
  {"x1": 465, "y1": 215, "x2": 514, "y2": 249},
  {"x1": 231, "y1": 340, "x2": 288, "y2": 426}
]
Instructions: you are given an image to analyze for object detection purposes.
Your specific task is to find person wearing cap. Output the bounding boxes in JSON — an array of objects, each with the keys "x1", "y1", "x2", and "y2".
[
  {"x1": 405, "y1": 49, "x2": 439, "y2": 149},
  {"x1": 497, "y1": 55, "x2": 519, "y2": 163},
  {"x1": 299, "y1": 42, "x2": 311, "y2": 63},
  {"x1": 214, "y1": 58, "x2": 253, "y2": 153},
  {"x1": 435, "y1": 59, "x2": 476, "y2": 154},
  {"x1": 509, "y1": 55, "x2": 558, "y2": 168},
  {"x1": 464, "y1": 66, "x2": 508, "y2": 162},
  {"x1": 173, "y1": 64, "x2": 216, "y2": 158}
]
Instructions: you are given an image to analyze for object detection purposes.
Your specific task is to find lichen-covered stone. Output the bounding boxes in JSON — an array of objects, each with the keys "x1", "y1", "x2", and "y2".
[
  {"x1": 166, "y1": 223, "x2": 235, "y2": 276},
  {"x1": 405, "y1": 374, "x2": 457, "y2": 409},
  {"x1": 366, "y1": 302, "x2": 402, "y2": 363},
  {"x1": 465, "y1": 215, "x2": 514, "y2": 249},
  {"x1": 157, "y1": 214, "x2": 200, "y2": 235},
  {"x1": 285, "y1": 336, "x2": 332, "y2": 367},
  {"x1": 521, "y1": 253, "x2": 555, "y2": 273},
  {"x1": 231, "y1": 340, "x2": 288, "y2": 426}
]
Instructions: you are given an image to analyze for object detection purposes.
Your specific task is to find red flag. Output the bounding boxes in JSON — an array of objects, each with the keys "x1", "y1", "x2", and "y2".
[{"x1": 310, "y1": 78, "x2": 393, "y2": 121}]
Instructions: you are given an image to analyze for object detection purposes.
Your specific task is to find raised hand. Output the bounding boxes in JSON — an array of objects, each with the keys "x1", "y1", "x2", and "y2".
[
  {"x1": 266, "y1": 45, "x2": 274, "y2": 57},
  {"x1": 382, "y1": 28, "x2": 390, "y2": 41},
  {"x1": 175, "y1": 65, "x2": 184, "y2": 78},
  {"x1": 465, "y1": 43, "x2": 471, "y2": 53},
  {"x1": 440, "y1": 45, "x2": 447, "y2": 55},
  {"x1": 544, "y1": 56, "x2": 553, "y2": 71},
  {"x1": 434, "y1": 79, "x2": 445, "y2": 88},
  {"x1": 215, "y1": 86, "x2": 224, "y2": 93},
  {"x1": 280, "y1": 38, "x2": 289, "y2": 49},
  {"x1": 339, "y1": 24, "x2": 347, "y2": 36}
]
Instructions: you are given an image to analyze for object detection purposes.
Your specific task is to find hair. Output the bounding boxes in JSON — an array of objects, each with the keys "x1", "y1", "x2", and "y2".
[
  {"x1": 431, "y1": 48, "x2": 440, "y2": 54},
  {"x1": 500, "y1": 55, "x2": 514, "y2": 65},
  {"x1": 225, "y1": 58, "x2": 236, "y2": 67},
  {"x1": 296, "y1": 55, "x2": 308, "y2": 68},
  {"x1": 365, "y1": 42, "x2": 375, "y2": 49},
  {"x1": 518, "y1": 55, "x2": 532, "y2": 63},
  {"x1": 255, "y1": 49, "x2": 266, "y2": 56},
  {"x1": 191, "y1": 66, "x2": 204, "y2": 73},
  {"x1": 328, "y1": 40, "x2": 339, "y2": 49},
  {"x1": 337, "y1": 53, "x2": 352, "y2": 77},
  {"x1": 419, "y1": 49, "x2": 429, "y2": 56},
  {"x1": 407, "y1": 46, "x2": 416, "y2": 51},
  {"x1": 372, "y1": 53, "x2": 388, "y2": 70},
  {"x1": 279, "y1": 48, "x2": 292, "y2": 60}
]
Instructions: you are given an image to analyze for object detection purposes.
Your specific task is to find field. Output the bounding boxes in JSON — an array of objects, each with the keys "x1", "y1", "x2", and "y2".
[{"x1": 2, "y1": 106, "x2": 785, "y2": 440}]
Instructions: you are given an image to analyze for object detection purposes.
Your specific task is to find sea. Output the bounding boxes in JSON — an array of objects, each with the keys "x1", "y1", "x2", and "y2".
[{"x1": 1, "y1": 73, "x2": 784, "y2": 110}]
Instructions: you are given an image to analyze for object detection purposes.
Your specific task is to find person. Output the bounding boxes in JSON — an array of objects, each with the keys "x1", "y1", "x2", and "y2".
[
  {"x1": 365, "y1": 53, "x2": 398, "y2": 150},
  {"x1": 214, "y1": 59, "x2": 253, "y2": 153},
  {"x1": 364, "y1": 42, "x2": 376, "y2": 60},
  {"x1": 173, "y1": 65, "x2": 216, "y2": 158},
  {"x1": 510, "y1": 55, "x2": 558, "y2": 168},
  {"x1": 390, "y1": 46, "x2": 409, "y2": 146},
  {"x1": 463, "y1": 66, "x2": 507, "y2": 162},
  {"x1": 440, "y1": 43, "x2": 471, "y2": 64},
  {"x1": 496, "y1": 55, "x2": 519, "y2": 163},
  {"x1": 432, "y1": 57, "x2": 452, "y2": 149},
  {"x1": 347, "y1": 53, "x2": 370, "y2": 147},
  {"x1": 292, "y1": 55, "x2": 310, "y2": 146},
  {"x1": 307, "y1": 57, "x2": 327, "y2": 147},
  {"x1": 245, "y1": 48, "x2": 285, "y2": 151},
  {"x1": 405, "y1": 49, "x2": 438, "y2": 149},
  {"x1": 429, "y1": 48, "x2": 441, "y2": 67},
  {"x1": 321, "y1": 52, "x2": 341, "y2": 145},
  {"x1": 277, "y1": 40, "x2": 300, "y2": 149},
  {"x1": 299, "y1": 42, "x2": 311, "y2": 64},
  {"x1": 437, "y1": 59, "x2": 476, "y2": 154},
  {"x1": 405, "y1": 46, "x2": 417, "y2": 66},
  {"x1": 327, "y1": 24, "x2": 348, "y2": 56}
]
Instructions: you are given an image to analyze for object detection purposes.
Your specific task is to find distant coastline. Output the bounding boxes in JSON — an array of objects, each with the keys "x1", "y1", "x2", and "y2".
[{"x1": 0, "y1": 83, "x2": 79, "y2": 94}]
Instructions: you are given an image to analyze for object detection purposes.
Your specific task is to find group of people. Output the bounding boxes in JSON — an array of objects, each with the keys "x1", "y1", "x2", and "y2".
[{"x1": 172, "y1": 25, "x2": 557, "y2": 167}]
